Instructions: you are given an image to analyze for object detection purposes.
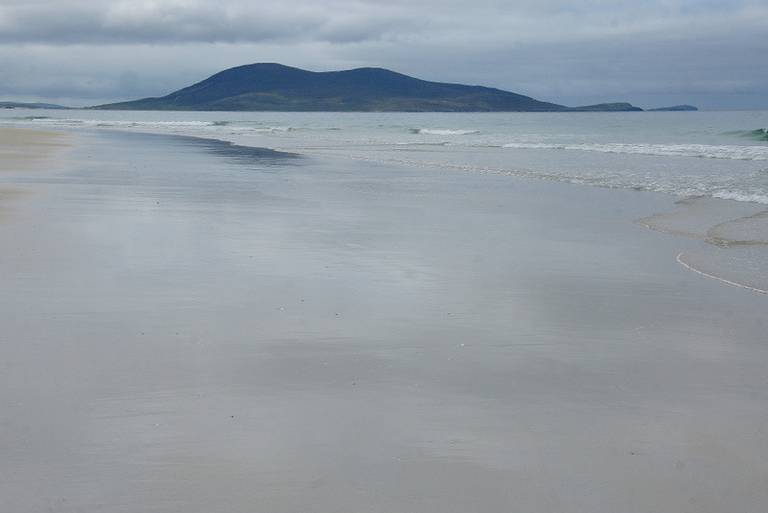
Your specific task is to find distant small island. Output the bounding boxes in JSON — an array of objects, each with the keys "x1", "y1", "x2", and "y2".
[
  {"x1": 648, "y1": 105, "x2": 699, "y2": 111},
  {"x1": 93, "y1": 63, "x2": 650, "y2": 113},
  {"x1": 569, "y1": 102, "x2": 644, "y2": 112},
  {"x1": 0, "y1": 101, "x2": 68, "y2": 110}
]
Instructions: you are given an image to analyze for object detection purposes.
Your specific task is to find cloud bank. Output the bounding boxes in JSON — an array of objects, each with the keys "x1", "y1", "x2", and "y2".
[{"x1": 0, "y1": 0, "x2": 766, "y2": 108}]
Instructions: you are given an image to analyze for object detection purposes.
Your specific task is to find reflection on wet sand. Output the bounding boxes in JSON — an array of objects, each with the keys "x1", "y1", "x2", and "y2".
[
  {"x1": 2, "y1": 129, "x2": 768, "y2": 513},
  {"x1": 166, "y1": 133, "x2": 303, "y2": 167},
  {"x1": 0, "y1": 127, "x2": 68, "y2": 172}
]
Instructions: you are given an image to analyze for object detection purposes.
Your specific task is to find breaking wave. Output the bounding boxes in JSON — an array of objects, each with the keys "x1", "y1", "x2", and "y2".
[
  {"x1": 6, "y1": 117, "x2": 356, "y2": 134},
  {"x1": 501, "y1": 142, "x2": 768, "y2": 161},
  {"x1": 725, "y1": 128, "x2": 768, "y2": 142},
  {"x1": 411, "y1": 128, "x2": 480, "y2": 135},
  {"x1": 4, "y1": 110, "x2": 768, "y2": 206}
]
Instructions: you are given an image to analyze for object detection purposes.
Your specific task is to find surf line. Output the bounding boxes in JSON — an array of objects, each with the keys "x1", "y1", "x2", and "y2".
[{"x1": 676, "y1": 252, "x2": 768, "y2": 295}]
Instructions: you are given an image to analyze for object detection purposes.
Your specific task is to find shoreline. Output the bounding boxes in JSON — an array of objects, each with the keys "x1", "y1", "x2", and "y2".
[
  {"x1": 3, "y1": 108, "x2": 767, "y2": 206},
  {"x1": 676, "y1": 252, "x2": 768, "y2": 294},
  {"x1": 4, "y1": 123, "x2": 768, "y2": 295},
  {"x1": 3, "y1": 124, "x2": 766, "y2": 295},
  {"x1": 636, "y1": 195, "x2": 768, "y2": 294}
]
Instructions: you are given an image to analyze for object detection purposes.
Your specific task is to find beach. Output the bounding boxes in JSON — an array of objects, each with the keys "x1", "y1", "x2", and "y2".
[
  {"x1": 0, "y1": 127, "x2": 69, "y2": 221},
  {"x1": 1, "y1": 126, "x2": 767, "y2": 513},
  {"x1": 0, "y1": 127, "x2": 67, "y2": 171}
]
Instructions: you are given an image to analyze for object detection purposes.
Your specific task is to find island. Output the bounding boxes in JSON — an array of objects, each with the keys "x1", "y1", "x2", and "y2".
[
  {"x1": 648, "y1": 105, "x2": 699, "y2": 111},
  {"x1": 0, "y1": 102, "x2": 68, "y2": 109},
  {"x1": 569, "y1": 102, "x2": 644, "y2": 112},
  {"x1": 93, "y1": 63, "x2": 646, "y2": 113}
]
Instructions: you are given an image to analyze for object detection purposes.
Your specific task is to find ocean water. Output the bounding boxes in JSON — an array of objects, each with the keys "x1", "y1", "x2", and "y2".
[{"x1": 3, "y1": 109, "x2": 768, "y2": 204}]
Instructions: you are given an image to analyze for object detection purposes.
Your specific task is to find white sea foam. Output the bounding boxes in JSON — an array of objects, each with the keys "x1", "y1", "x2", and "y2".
[
  {"x1": 414, "y1": 128, "x2": 480, "y2": 135},
  {"x1": 711, "y1": 191, "x2": 768, "y2": 204},
  {"x1": 300, "y1": 148, "x2": 768, "y2": 206},
  {"x1": 4, "y1": 110, "x2": 768, "y2": 207},
  {"x1": 395, "y1": 141, "x2": 452, "y2": 146},
  {"x1": 501, "y1": 142, "x2": 768, "y2": 161},
  {"x1": 14, "y1": 117, "x2": 303, "y2": 133},
  {"x1": 677, "y1": 252, "x2": 768, "y2": 294}
]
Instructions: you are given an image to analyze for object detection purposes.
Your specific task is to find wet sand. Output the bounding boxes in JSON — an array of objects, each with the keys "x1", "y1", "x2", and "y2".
[
  {"x1": 639, "y1": 196, "x2": 768, "y2": 293},
  {"x1": 1, "y1": 130, "x2": 767, "y2": 513},
  {"x1": 0, "y1": 127, "x2": 67, "y2": 172},
  {"x1": 0, "y1": 128, "x2": 68, "y2": 220}
]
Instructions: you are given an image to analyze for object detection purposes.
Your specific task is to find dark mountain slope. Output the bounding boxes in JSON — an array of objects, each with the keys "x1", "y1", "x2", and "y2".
[{"x1": 95, "y1": 63, "x2": 570, "y2": 112}]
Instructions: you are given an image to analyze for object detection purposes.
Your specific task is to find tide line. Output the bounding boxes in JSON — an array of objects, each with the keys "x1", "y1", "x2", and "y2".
[{"x1": 676, "y1": 252, "x2": 768, "y2": 295}]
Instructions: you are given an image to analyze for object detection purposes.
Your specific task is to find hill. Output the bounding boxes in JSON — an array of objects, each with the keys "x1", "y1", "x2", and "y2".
[
  {"x1": 648, "y1": 105, "x2": 698, "y2": 111},
  {"x1": 94, "y1": 63, "x2": 640, "y2": 113}
]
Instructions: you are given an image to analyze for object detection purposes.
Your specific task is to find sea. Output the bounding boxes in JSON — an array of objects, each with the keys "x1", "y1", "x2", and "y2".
[{"x1": 2, "y1": 109, "x2": 768, "y2": 204}]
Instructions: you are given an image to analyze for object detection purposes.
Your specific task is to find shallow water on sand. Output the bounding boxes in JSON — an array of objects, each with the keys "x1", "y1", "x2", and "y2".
[
  {"x1": 639, "y1": 196, "x2": 768, "y2": 293},
  {"x1": 4, "y1": 109, "x2": 768, "y2": 203},
  {"x1": 1, "y1": 130, "x2": 767, "y2": 513}
]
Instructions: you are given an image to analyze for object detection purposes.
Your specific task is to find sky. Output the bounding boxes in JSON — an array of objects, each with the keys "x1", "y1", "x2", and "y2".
[{"x1": 0, "y1": 0, "x2": 766, "y2": 109}]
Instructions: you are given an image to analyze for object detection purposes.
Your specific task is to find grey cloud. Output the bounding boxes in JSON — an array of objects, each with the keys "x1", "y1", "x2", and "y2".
[
  {"x1": 2, "y1": 0, "x2": 764, "y2": 46},
  {"x1": 0, "y1": 1, "x2": 766, "y2": 109},
  {"x1": 0, "y1": 1, "x2": 411, "y2": 45},
  {"x1": 0, "y1": 3, "x2": 314, "y2": 44}
]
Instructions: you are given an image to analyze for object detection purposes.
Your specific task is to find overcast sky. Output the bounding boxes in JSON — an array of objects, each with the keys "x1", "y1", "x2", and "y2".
[{"x1": 1, "y1": 0, "x2": 766, "y2": 109}]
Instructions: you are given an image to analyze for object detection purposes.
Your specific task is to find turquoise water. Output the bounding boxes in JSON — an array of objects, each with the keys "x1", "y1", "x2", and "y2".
[{"x1": 3, "y1": 109, "x2": 768, "y2": 203}]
